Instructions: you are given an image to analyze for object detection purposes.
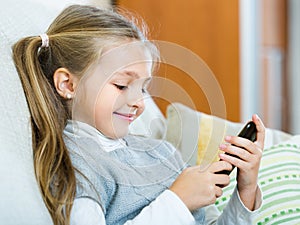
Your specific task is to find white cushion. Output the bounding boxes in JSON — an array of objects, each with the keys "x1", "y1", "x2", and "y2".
[
  {"x1": 0, "y1": 0, "x2": 111, "y2": 224},
  {"x1": 165, "y1": 103, "x2": 292, "y2": 166},
  {"x1": 0, "y1": 1, "x2": 57, "y2": 224}
]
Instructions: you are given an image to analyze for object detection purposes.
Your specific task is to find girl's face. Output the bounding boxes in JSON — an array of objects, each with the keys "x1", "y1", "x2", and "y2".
[{"x1": 73, "y1": 41, "x2": 153, "y2": 139}]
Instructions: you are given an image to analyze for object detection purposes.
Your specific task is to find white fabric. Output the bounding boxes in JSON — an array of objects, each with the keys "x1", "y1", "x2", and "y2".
[
  {"x1": 71, "y1": 198, "x2": 106, "y2": 225},
  {"x1": 71, "y1": 190, "x2": 194, "y2": 225},
  {"x1": 0, "y1": 0, "x2": 57, "y2": 224},
  {"x1": 0, "y1": 0, "x2": 112, "y2": 224},
  {"x1": 205, "y1": 187, "x2": 262, "y2": 225},
  {"x1": 166, "y1": 102, "x2": 292, "y2": 166},
  {"x1": 71, "y1": 187, "x2": 262, "y2": 225},
  {"x1": 68, "y1": 120, "x2": 127, "y2": 152}
]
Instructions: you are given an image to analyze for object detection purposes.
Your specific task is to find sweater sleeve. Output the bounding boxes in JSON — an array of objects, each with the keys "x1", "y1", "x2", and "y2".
[
  {"x1": 204, "y1": 186, "x2": 263, "y2": 225},
  {"x1": 71, "y1": 197, "x2": 105, "y2": 225},
  {"x1": 71, "y1": 190, "x2": 195, "y2": 225}
]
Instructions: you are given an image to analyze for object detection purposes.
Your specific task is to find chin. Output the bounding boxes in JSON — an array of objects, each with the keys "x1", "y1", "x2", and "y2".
[
  {"x1": 108, "y1": 128, "x2": 129, "y2": 139},
  {"x1": 109, "y1": 120, "x2": 130, "y2": 139}
]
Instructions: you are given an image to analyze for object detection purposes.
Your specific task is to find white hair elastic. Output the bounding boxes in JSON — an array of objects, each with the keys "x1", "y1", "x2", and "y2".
[{"x1": 39, "y1": 33, "x2": 49, "y2": 48}]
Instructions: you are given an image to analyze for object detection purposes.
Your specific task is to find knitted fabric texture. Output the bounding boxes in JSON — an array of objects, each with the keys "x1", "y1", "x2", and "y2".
[{"x1": 64, "y1": 121, "x2": 205, "y2": 225}]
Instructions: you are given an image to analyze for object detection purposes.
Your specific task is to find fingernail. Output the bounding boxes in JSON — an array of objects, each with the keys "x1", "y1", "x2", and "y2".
[
  {"x1": 219, "y1": 153, "x2": 226, "y2": 159},
  {"x1": 225, "y1": 136, "x2": 231, "y2": 141},
  {"x1": 219, "y1": 144, "x2": 226, "y2": 150}
]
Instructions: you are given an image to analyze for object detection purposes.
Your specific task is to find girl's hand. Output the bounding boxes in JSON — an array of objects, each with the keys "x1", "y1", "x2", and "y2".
[
  {"x1": 218, "y1": 114, "x2": 265, "y2": 210},
  {"x1": 169, "y1": 161, "x2": 232, "y2": 211}
]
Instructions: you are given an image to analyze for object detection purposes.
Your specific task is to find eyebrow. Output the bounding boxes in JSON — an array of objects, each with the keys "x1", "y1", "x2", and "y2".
[
  {"x1": 115, "y1": 70, "x2": 152, "y2": 81},
  {"x1": 123, "y1": 70, "x2": 139, "y2": 78}
]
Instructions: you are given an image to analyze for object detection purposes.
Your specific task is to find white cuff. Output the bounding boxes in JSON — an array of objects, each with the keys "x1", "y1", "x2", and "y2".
[
  {"x1": 220, "y1": 186, "x2": 263, "y2": 224},
  {"x1": 71, "y1": 198, "x2": 105, "y2": 225},
  {"x1": 70, "y1": 190, "x2": 196, "y2": 225},
  {"x1": 163, "y1": 190, "x2": 195, "y2": 223},
  {"x1": 125, "y1": 190, "x2": 195, "y2": 225},
  {"x1": 235, "y1": 185, "x2": 263, "y2": 213}
]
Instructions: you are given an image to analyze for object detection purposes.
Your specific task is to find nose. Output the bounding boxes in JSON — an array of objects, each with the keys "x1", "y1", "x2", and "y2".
[{"x1": 127, "y1": 87, "x2": 145, "y2": 111}]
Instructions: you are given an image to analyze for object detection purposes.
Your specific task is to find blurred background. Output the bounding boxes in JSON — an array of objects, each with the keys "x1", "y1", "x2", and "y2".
[
  {"x1": 115, "y1": 0, "x2": 300, "y2": 135},
  {"x1": 37, "y1": 0, "x2": 300, "y2": 134}
]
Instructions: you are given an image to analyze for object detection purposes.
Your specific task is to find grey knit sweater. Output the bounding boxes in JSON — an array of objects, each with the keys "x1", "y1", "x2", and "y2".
[{"x1": 63, "y1": 120, "x2": 205, "y2": 225}]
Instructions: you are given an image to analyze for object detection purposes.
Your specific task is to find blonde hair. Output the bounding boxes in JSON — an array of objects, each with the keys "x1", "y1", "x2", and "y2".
[{"x1": 12, "y1": 5, "x2": 157, "y2": 225}]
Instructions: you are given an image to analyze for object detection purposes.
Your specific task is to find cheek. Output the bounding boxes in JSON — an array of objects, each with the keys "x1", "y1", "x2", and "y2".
[
  {"x1": 94, "y1": 97, "x2": 114, "y2": 134},
  {"x1": 95, "y1": 92, "x2": 114, "y2": 116},
  {"x1": 93, "y1": 86, "x2": 121, "y2": 123},
  {"x1": 136, "y1": 100, "x2": 145, "y2": 117}
]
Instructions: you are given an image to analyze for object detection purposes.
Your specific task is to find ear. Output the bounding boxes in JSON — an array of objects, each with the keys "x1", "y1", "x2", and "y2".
[{"x1": 53, "y1": 68, "x2": 78, "y2": 100}]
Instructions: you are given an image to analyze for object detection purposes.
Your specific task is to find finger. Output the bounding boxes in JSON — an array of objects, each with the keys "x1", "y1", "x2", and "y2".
[
  {"x1": 219, "y1": 143, "x2": 252, "y2": 160},
  {"x1": 223, "y1": 136, "x2": 257, "y2": 155},
  {"x1": 214, "y1": 173, "x2": 230, "y2": 186},
  {"x1": 252, "y1": 114, "x2": 265, "y2": 148},
  {"x1": 215, "y1": 185, "x2": 223, "y2": 198},
  {"x1": 209, "y1": 160, "x2": 233, "y2": 173},
  {"x1": 220, "y1": 152, "x2": 248, "y2": 170}
]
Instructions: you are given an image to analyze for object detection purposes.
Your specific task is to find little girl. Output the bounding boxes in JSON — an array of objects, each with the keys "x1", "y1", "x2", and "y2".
[{"x1": 12, "y1": 4, "x2": 265, "y2": 225}]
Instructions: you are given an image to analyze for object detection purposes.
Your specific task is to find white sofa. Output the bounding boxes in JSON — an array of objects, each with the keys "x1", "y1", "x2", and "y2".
[
  {"x1": 0, "y1": 0, "x2": 110, "y2": 224},
  {"x1": 1, "y1": 1, "x2": 299, "y2": 224},
  {"x1": 0, "y1": 1, "x2": 58, "y2": 224}
]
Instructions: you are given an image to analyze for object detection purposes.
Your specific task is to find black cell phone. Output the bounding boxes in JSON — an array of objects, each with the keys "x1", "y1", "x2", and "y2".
[{"x1": 216, "y1": 121, "x2": 257, "y2": 175}]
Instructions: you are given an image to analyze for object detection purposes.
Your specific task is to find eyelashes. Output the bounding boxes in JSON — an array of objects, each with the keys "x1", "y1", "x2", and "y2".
[
  {"x1": 113, "y1": 84, "x2": 148, "y2": 94},
  {"x1": 114, "y1": 84, "x2": 128, "y2": 91}
]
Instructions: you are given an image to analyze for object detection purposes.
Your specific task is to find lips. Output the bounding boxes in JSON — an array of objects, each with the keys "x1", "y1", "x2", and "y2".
[{"x1": 113, "y1": 112, "x2": 136, "y2": 122}]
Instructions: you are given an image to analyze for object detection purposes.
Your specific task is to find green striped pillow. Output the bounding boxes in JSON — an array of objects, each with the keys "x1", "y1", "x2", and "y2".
[{"x1": 215, "y1": 139, "x2": 300, "y2": 225}]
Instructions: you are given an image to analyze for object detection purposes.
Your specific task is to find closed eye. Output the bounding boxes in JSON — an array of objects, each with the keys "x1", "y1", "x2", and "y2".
[{"x1": 114, "y1": 84, "x2": 128, "y2": 91}]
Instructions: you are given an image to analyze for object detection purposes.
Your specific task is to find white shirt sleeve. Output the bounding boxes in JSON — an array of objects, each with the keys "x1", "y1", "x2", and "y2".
[
  {"x1": 71, "y1": 186, "x2": 262, "y2": 225},
  {"x1": 204, "y1": 186, "x2": 263, "y2": 225},
  {"x1": 70, "y1": 197, "x2": 106, "y2": 225},
  {"x1": 70, "y1": 190, "x2": 195, "y2": 225}
]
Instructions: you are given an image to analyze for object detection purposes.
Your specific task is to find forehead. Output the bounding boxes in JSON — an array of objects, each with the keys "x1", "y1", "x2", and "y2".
[
  {"x1": 99, "y1": 41, "x2": 153, "y2": 75},
  {"x1": 80, "y1": 41, "x2": 153, "y2": 88}
]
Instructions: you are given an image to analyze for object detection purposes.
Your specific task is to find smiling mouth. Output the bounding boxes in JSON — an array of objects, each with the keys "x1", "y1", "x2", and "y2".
[{"x1": 113, "y1": 112, "x2": 135, "y2": 122}]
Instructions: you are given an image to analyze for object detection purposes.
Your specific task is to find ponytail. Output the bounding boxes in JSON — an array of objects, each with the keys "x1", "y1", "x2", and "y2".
[{"x1": 12, "y1": 36, "x2": 76, "y2": 225}]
